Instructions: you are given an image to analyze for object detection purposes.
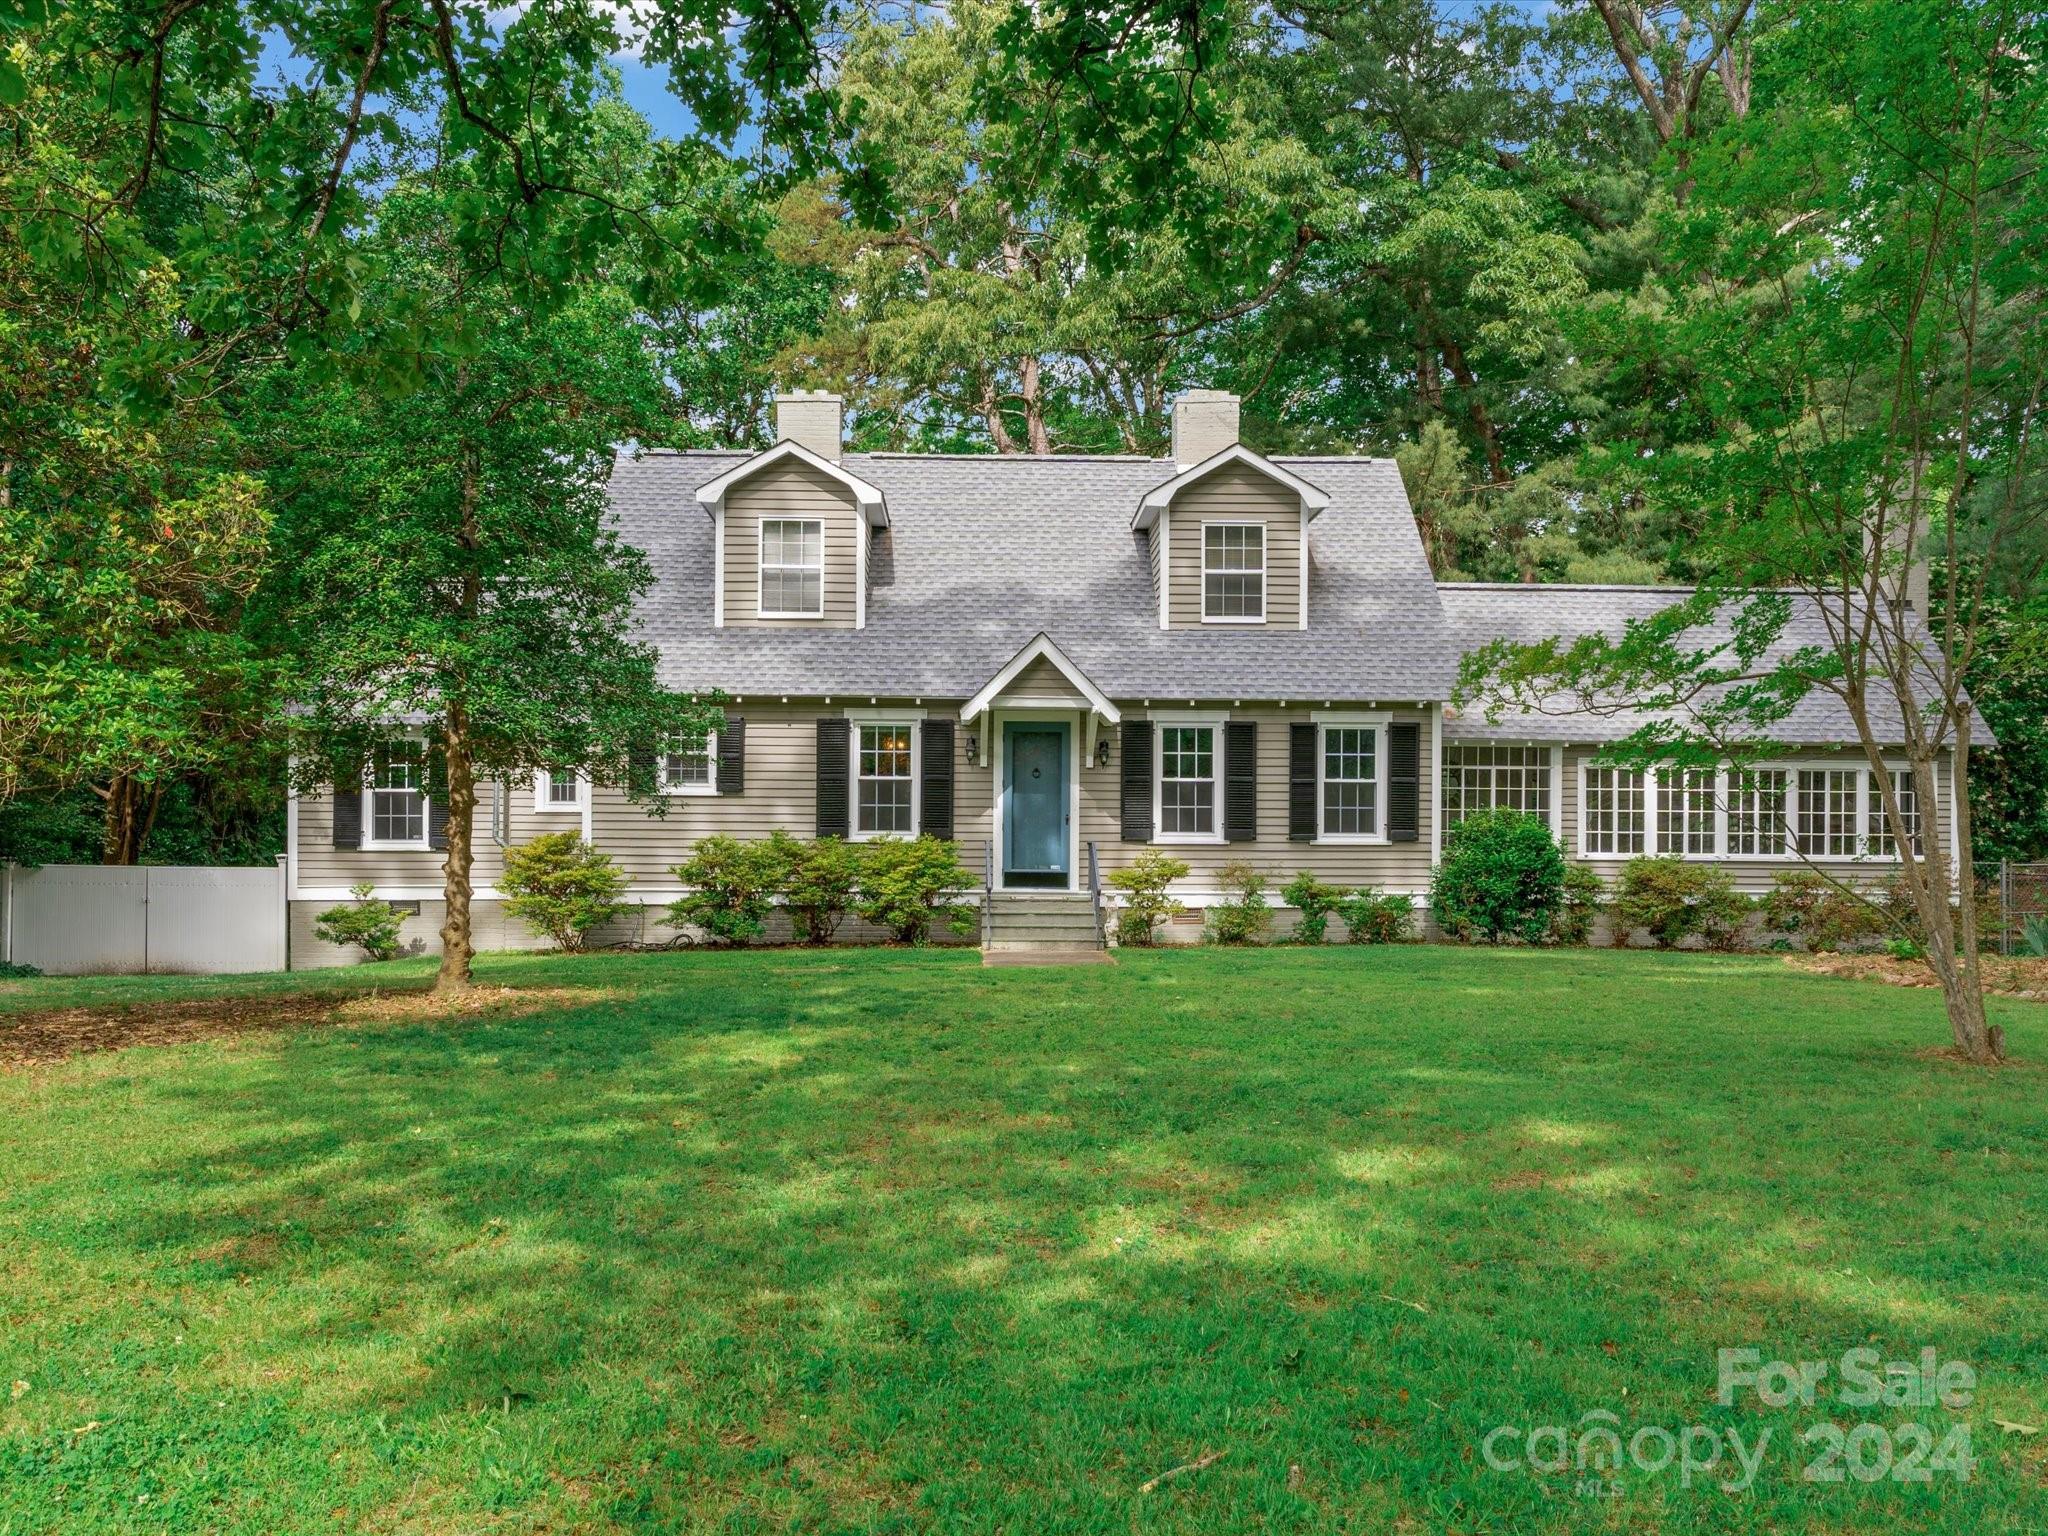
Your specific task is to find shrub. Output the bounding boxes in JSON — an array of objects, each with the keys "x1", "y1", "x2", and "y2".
[
  {"x1": 771, "y1": 831, "x2": 862, "y2": 945},
  {"x1": 0, "y1": 960, "x2": 43, "y2": 979},
  {"x1": 1429, "y1": 808, "x2": 1566, "y2": 944},
  {"x1": 1108, "y1": 850, "x2": 1191, "y2": 946},
  {"x1": 668, "y1": 835, "x2": 782, "y2": 946},
  {"x1": 313, "y1": 881, "x2": 407, "y2": 961},
  {"x1": 1760, "y1": 870, "x2": 1889, "y2": 952},
  {"x1": 1333, "y1": 887, "x2": 1415, "y2": 944},
  {"x1": 1611, "y1": 857, "x2": 1749, "y2": 950},
  {"x1": 1553, "y1": 863, "x2": 1606, "y2": 947},
  {"x1": 856, "y1": 836, "x2": 976, "y2": 944},
  {"x1": 500, "y1": 832, "x2": 629, "y2": 952},
  {"x1": 2021, "y1": 915, "x2": 2048, "y2": 959},
  {"x1": 1205, "y1": 860, "x2": 1273, "y2": 945},
  {"x1": 1281, "y1": 872, "x2": 1348, "y2": 945}
]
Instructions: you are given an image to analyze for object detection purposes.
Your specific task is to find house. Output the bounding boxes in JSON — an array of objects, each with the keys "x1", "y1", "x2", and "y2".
[{"x1": 285, "y1": 390, "x2": 1960, "y2": 960}]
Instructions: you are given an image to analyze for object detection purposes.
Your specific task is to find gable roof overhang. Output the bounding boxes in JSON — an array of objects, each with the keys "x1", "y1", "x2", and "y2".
[
  {"x1": 960, "y1": 632, "x2": 1122, "y2": 724},
  {"x1": 694, "y1": 439, "x2": 889, "y2": 527},
  {"x1": 1131, "y1": 444, "x2": 1332, "y2": 531}
]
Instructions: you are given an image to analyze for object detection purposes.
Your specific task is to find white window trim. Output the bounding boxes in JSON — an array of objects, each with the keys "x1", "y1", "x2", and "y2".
[
  {"x1": 1441, "y1": 740, "x2": 1558, "y2": 834},
  {"x1": 1575, "y1": 757, "x2": 1928, "y2": 863},
  {"x1": 659, "y1": 735, "x2": 719, "y2": 797},
  {"x1": 758, "y1": 517, "x2": 825, "y2": 620},
  {"x1": 361, "y1": 738, "x2": 432, "y2": 852},
  {"x1": 1200, "y1": 519, "x2": 1267, "y2": 625},
  {"x1": 849, "y1": 717, "x2": 921, "y2": 842},
  {"x1": 535, "y1": 768, "x2": 587, "y2": 814},
  {"x1": 1151, "y1": 710, "x2": 1227, "y2": 845},
  {"x1": 1313, "y1": 711, "x2": 1391, "y2": 845}
]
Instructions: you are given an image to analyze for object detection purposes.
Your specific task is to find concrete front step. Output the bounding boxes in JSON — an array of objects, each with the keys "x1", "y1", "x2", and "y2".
[{"x1": 985, "y1": 895, "x2": 1104, "y2": 951}]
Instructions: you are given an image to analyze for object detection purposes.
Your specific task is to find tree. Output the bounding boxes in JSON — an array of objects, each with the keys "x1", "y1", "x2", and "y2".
[
  {"x1": 1463, "y1": 0, "x2": 2047, "y2": 1063},
  {"x1": 272, "y1": 126, "x2": 720, "y2": 991}
]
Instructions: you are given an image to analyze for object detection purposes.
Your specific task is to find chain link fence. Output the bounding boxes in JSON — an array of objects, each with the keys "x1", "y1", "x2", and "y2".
[{"x1": 1983, "y1": 860, "x2": 2048, "y2": 956}]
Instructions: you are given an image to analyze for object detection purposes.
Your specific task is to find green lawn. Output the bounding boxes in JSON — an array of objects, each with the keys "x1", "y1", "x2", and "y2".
[{"x1": 1, "y1": 948, "x2": 2043, "y2": 1533}]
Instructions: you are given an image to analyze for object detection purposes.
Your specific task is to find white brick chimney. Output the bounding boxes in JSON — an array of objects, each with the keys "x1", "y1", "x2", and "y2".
[
  {"x1": 774, "y1": 390, "x2": 843, "y2": 461},
  {"x1": 1172, "y1": 389, "x2": 1241, "y2": 468}
]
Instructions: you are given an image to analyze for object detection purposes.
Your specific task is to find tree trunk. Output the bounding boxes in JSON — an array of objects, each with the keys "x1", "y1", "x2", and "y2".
[
  {"x1": 1440, "y1": 337, "x2": 1511, "y2": 486},
  {"x1": 98, "y1": 773, "x2": 160, "y2": 865},
  {"x1": 1019, "y1": 355, "x2": 1051, "y2": 454},
  {"x1": 437, "y1": 704, "x2": 477, "y2": 992}
]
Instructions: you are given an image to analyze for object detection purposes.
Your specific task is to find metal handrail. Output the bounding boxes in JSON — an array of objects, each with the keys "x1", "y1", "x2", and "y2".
[
  {"x1": 1088, "y1": 840, "x2": 1104, "y2": 949},
  {"x1": 982, "y1": 841, "x2": 995, "y2": 948}
]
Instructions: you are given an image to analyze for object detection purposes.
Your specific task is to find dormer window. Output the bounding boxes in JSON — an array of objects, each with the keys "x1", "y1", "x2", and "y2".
[
  {"x1": 759, "y1": 519, "x2": 823, "y2": 618},
  {"x1": 1202, "y1": 522, "x2": 1265, "y2": 622}
]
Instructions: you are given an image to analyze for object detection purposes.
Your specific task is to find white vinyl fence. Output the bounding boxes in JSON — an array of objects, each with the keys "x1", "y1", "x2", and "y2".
[{"x1": 1, "y1": 860, "x2": 287, "y2": 976}]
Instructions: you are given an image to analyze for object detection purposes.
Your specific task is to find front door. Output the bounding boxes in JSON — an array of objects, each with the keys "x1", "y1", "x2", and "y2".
[{"x1": 1004, "y1": 723, "x2": 1070, "y2": 885}]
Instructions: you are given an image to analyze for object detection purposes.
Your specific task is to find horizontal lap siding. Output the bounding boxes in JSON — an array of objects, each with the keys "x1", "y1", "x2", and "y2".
[
  {"x1": 1166, "y1": 466, "x2": 1303, "y2": 628},
  {"x1": 1003, "y1": 655, "x2": 1092, "y2": 706},
  {"x1": 295, "y1": 790, "x2": 502, "y2": 894},
  {"x1": 723, "y1": 460, "x2": 860, "y2": 627},
  {"x1": 1098, "y1": 707, "x2": 1436, "y2": 891}
]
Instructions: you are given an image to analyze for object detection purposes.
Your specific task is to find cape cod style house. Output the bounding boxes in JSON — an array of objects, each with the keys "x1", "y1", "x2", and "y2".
[{"x1": 286, "y1": 390, "x2": 1960, "y2": 961}]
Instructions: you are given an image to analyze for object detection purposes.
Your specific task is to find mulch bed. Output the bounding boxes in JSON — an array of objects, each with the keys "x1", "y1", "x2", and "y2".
[
  {"x1": 0, "y1": 985, "x2": 612, "y2": 1069},
  {"x1": 1785, "y1": 952, "x2": 2048, "y2": 1003}
]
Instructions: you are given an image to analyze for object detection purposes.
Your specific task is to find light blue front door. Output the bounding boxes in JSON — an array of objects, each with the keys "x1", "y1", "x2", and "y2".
[{"x1": 1004, "y1": 723, "x2": 1070, "y2": 880}]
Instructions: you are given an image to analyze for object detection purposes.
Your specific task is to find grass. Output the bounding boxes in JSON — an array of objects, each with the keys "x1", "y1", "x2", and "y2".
[{"x1": 1, "y1": 946, "x2": 2044, "y2": 1533}]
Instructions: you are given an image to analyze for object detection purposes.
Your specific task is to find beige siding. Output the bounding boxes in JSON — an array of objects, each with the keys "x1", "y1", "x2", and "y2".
[
  {"x1": 295, "y1": 785, "x2": 503, "y2": 894},
  {"x1": 1001, "y1": 655, "x2": 1093, "y2": 707},
  {"x1": 1165, "y1": 465, "x2": 1304, "y2": 628},
  {"x1": 722, "y1": 459, "x2": 861, "y2": 627}
]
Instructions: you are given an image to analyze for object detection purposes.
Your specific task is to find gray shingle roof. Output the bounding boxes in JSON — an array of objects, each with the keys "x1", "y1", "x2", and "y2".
[
  {"x1": 610, "y1": 449, "x2": 1459, "y2": 703},
  {"x1": 1437, "y1": 583, "x2": 1981, "y2": 747}
]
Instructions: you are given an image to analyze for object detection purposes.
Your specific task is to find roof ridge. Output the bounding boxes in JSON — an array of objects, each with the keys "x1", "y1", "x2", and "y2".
[{"x1": 1438, "y1": 581, "x2": 1696, "y2": 593}]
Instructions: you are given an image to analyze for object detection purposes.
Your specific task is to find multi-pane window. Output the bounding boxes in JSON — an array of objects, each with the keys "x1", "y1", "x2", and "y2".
[
  {"x1": 1797, "y1": 769, "x2": 1859, "y2": 858},
  {"x1": 759, "y1": 519, "x2": 823, "y2": 616},
  {"x1": 1728, "y1": 768, "x2": 1791, "y2": 856},
  {"x1": 1322, "y1": 727, "x2": 1380, "y2": 838},
  {"x1": 544, "y1": 767, "x2": 580, "y2": 806},
  {"x1": 1583, "y1": 766, "x2": 1648, "y2": 856},
  {"x1": 1158, "y1": 726, "x2": 1218, "y2": 837},
  {"x1": 369, "y1": 741, "x2": 427, "y2": 845},
  {"x1": 1660, "y1": 768, "x2": 1717, "y2": 855},
  {"x1": 1445, "y1": 744, "x2": 1552, "y2": 826},
  {"x1": 856, "y1": 723, "x2": 915, "y2": 836},
  {"x1": 1202, "y1": 524, "x2": 1265, "y2": 620},
  {"x1": 662, "y1": 738, "x2": 715, "y2": 793},
  {"x1": 1868, "y1": 769, "x2": 1923, "y2": 858}
]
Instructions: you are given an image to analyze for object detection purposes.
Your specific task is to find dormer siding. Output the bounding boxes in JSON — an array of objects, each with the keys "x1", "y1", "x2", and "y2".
[
  {"x1": 720, "y1": 458, "x2": 862, "y2": 628},
  {"x1": 1165, "y1": 463, "x2": 1304, "y2": 629}
]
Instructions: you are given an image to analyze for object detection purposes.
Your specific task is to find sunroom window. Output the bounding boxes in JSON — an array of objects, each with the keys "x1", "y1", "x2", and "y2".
[
  {"x1": 1660, "y1": 768, "x2": 1717, "y2": 856},
  {"x1": 1444, "y1": 744, "x2": 1550, "y2": 826},
  {"x1": 1868, "y1": 769, "x2": 1923, "y2": 858},
  {"x1": 1582, "y1": 766, "x2": 1647, "y2": 856},
  {"x1": 1728, "y1": 768, "x2": 1791, "y2": 856},
  {"x1": 1796, "y1": 768, "x2": 1859, "y2": 858}
]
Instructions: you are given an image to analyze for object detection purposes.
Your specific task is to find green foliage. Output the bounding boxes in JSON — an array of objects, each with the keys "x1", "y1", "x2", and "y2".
[
  {"x1": 1281, "y1": 872, "x2": 1347, "y2": 945},
  {"x1": 1205, "y1": 861, "x2": 1273, "y2": 946},
  {"x1": 1332, "y1": 888, "x2": 1415, "y2": 945},
  {"x1": 770, "y1": 831, "x2": 862, "y2": 946},
  {"x1": 500, "y1": 833, "x2": 630, "y2": 952},
  {"x1": 668, "y1": 836, "x2": 783, "y2": 947},
  {"x1": 1430, "y1": 809, "x2": 1566, "y2": 944},
  {"x1": 1553, "y1": 864, "x2": 1607, "y2": 948},
  {"x1": 1761, "y1": 871, "x2": 1891, "y2": 954},
  {"x1": 2019, "y1": 917, "x2": 2048, "y2": 960},
  {"x1": 1610, "y1": 857, "x2": 1749, "y2": 952},
  {"x1": 855, "y1": 837, "x2": 976, "y2": 944},
  {"x1": 312, "y1": 882, "x2": 407, "y2": 962},
  {"x1": 1108, "y1": 851, "x2": 1191, "y2": 947},
  {"x1": 0, "y1": 961, "x2": 43, "y2": 979}
]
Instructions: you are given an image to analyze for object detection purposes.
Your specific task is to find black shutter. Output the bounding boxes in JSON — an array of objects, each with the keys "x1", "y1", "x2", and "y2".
[
  {"x1": 1289, "y1": 723, "x2": 1318, "y2": 841},
  {"x1": 1120, "y1": 721, "x2": 1153, "y2": 843},
  {"x1": 1388, "y1": 720, "x2": 1420, "y2": 843},
  {"x1": 332, "y1": 760, "x2": 363, "y2": 849},
  {"x1": 717, "y1": 717, "x2": 745, "y2": 795},
  {"x1": 816, "y1": 716, "x2": 850, "y2": 837},
  {"x1": 425, "y1": 742, "x2": 449, "y2": 850},
  {"x1": 1224, "y1": 720, "x2": 1257, "y2": 842},
  {"x1": 920, "y1": 719, "x2": 955, "y2": 839}
]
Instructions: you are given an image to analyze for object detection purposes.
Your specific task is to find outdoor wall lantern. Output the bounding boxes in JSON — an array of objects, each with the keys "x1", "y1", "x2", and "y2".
[
  {"x1": 1096, "y1": 737, "x2": 1112, "y2": 769},
  {"x1": 964, "y1": 732, "x2": 980, "y2": 763}
]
